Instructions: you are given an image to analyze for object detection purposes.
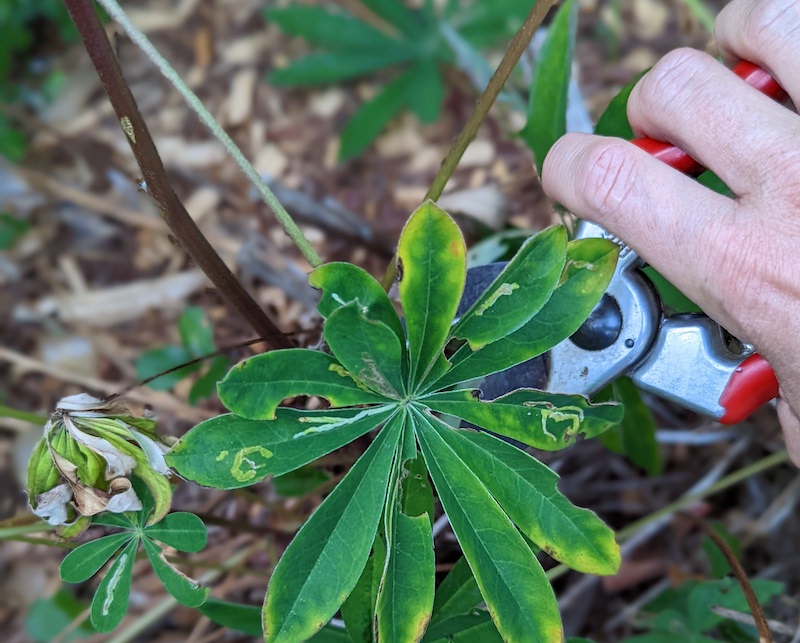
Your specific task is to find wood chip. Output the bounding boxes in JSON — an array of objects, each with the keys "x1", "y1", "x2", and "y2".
[
  {"x1": 227, "y1": 68, "x2": 258, "y2": 127},
  {"x1": 459, "y1": 139, "x2": 496, "y2": 168},
  {"x1": 255, "y1": 143, "x2": 289, "y2": 178},
  {"x1": 437, "y1": 184, "x2": 507, "y2": 230},
  {"x1": 309, "y1": 88, "x2": 346, "y2": 119},
  {"x1": 184, "y1": 186, "x2": 221, "y2": 222}
]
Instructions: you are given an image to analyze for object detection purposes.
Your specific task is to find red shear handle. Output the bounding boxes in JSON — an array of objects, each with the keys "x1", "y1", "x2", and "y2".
[
  {"x1": 631, "y1": 61, "x2": 789, "y2": 177},
  {"x1": 718, "y1": 354, "x2": 780, "y2": 424}
]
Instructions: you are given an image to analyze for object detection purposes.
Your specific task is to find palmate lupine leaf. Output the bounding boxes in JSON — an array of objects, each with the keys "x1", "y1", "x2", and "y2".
[
  {"x1": 90, "y1": 538, "x2": 138, "y2": 632},
  {"x1": 167, "y1": 201, "x2": 622, "y2": 642}
]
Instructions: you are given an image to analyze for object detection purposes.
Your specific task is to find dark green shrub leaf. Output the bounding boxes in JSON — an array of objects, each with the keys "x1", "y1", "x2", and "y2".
[
  {"x1": 265, "y1": 5, "x2": 408, "y2": 53},
  {"x1": 89, "y1": 538, "x2": 138, "y2": 632},
  {"x1": 273, "y1": 466, "x2": 331, "y2": 498},
  {"x1": 263, "y1": 416, "x2": 403, "y2": 643},
  {"x1": 342, "y1": 539, "x2": 385, "y2": 643},
  {"x1": 422, "y1": 611, "x2": 502, "y2": 642},
  {"x1": 0, "y1": 115, "x2": 26, "y2": 162},
  {"x1": 339, "y1": 70, "x2": 415, "y2": 161},
  {"x1": 189, "y1": 356, "x2": 230, "y2": 405},
  {"x1": 594, "y1": 73, "x2": 643, "y2": 138},
  {"x1": 377, "y1": 511, "x2": 435, "y2": 642},
  {"x1": 358, "y1": 0, "x2": 418, "y2": 36},
  {"x1": 437, "y1": 238, "x2": 618, "y2": 388},
  {"x1": 435, "y1": 427, "x2": 620, "y2": 574},
  {"x1": 324, "y1": 303, "x2": 405, "y2": 397},
  {"x1": 310, "y1": 261, "x2": 405, "y2": 342},
  {"x1": 414, "y1": 409, "x2": 562, "y2": 642},
  {"x1": 400, "y1": 453, "x2": 434, "y2": 522},
  {"x1": 397, "y1": 201, "x2": 466, "y2": 389},
  {"x1": 521, "y1": 0, "x2": 575, "y2": 175},
  {"x1": 166, "y1": 406, "x2": 395, "y2": 489},
  {"x1": 144, "y1": 512, "x2": 207, "y2": 552},
  {"x1": 430, "y1": 557, "x2": 482, "y2": 625},
  {"x1": 408, "y1": 61, "x2": 445, "y2": 124},
  {"x1": 452, "y1": 225, "x2": 568, "y2": 350},
  {"x1": 0, "y1": 213, "x2": 30, "y2": 249},
  {"x1": 425, "y1": 388, "x2": 621, "y2": 450},
  {"x1": 60, "y1": 532, "x2": 133, "y2": 584},
  {"x1": 218, "y1": 349, "x2": 388, "y2": 420},
  {"x1": 25, "y1": 589, "x2": 95, "y2": 642},
  {"x1": 142, "y1": 538, "x2": 209, "y2": 607},
  {"x1": 270, "y1": 50, "x2": 414, "y2": 87},
  {"x1": 135, "y1": 345, "x2": 197, "y2": 391}
]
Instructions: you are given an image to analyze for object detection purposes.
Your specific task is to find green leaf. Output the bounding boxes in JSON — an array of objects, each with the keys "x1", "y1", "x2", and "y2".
[
  {"x1": 271, "y1": 50, "x2": 414, "y2": 87},
  {"x1": 0, "y1": 213, "x2": 30, "y2": 250},
  {"x1": 400, "y1": 453, "x2": 434, "y2": 523},
  {"x1": 521, "y1": 0, "x2": 575, "y2": 175},
  {"x1": 339, "y1": 70, "x2": 415, "y2": 161},
  {"x1": 425, "y1": 388, "x2": 622, "y2": 450},
  {"x1": 414, "y1": 409, "x2": 562, "y2": 642},
  {"x1": 308, "y1": 626, "x2": 355, "y2": 642},
  {"x1": 198, "y1": 598, "x2": 262, "y2": 636},
  {"x1": 89, "y1": 538, "x2": 138, "y2": 632},
  {"x1": 594, "y1": 72, "x2": 644, "y2": 138},
  {"x1": 0, "y1": 115, "x2": 26, "y2": 162},
  {"x1": 436, "y1": 238, "x2": 618, "y2": 388},
  {"x1": 452, "y1": 226, "x2": 567, "y2": 350},
  {"x1": 397, "y1": 201, "x2": 466, "y2": 389},
  {"x1": 430, "y1": 557, "x2": 482, "y2": 625},
  {"x1": 597, "y1": 377, "x2": 662, "y2": 476},
  {"x1": 377, "y1": 511, "x2": 435, "y2": 642},
  {"x1": 25, "y1": 589, "x2": 96, "y2": 642},
  {"x1": 310, "y1": 262, "x2": 405, "y2": 343},
  {"x1": 142, "y1": 537, "x2": 209, "y2": 607},
  {"x1": 265, "y1": 5, "x2": 408, "y2": 53},
  {"x1": 135, "y1": 345, "x2": 198, "y2": 391},
  {"x1": 263, "y1": 416, "x2": 403, "y2": 643},
  {"x1": 218, "y1": 349, "x2": 388, "y2": 420},
  {"x1": 408, "y1": 61, "x2": 444, "y2": 123},
  {"x1": 144, "y1": 512, "x2": 207, "y2": 553},
  {"x1": 324, "y1": 303, "x2": 405, "y2": 397},
  {"x1": 178, "y1": 307, "x2": 215, "y2": 357},
  {"x1": 189, "y1": 356, "x2": 230, "y2": 405},
  {"x1": 341, "y1": 538, "x2": 385, "y2": 643},
  {"x1": 435, "y1": 427, "x2": 620, "y2": 574},
  {"x1": 701, "y1": 522, "x2": 740, "y2": 579},
  {"x1": 686, "y1": 578, "x2": 783, "y2": 633},
  {"x1": 166, "y1": 406, "x2": 395, "y2": 489},
  {"x1": 92, "y1": 513, "x2": 136, "y2": 530},
  {"x1": 359, "y1": 0, "x2": 419, "y2": 36},
  {"x1": 273, "y1": 466, "x2": 331, "y2": 498},
  {"x1": 642, "y1": 267, "x2": 702, "y2": 314},
  {"x1": 422, "y1": 611, "x2": 502, "y2": 642},
  {"x1": 60, "y1": 532, "x2": 134, "y2": 584}
]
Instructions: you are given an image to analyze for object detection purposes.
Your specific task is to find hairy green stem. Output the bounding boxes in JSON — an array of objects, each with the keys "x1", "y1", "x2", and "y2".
[
  {"x1": 93, "y1": 0, "x2": 323, "y2": 269},
  {"x1": 0, "y1": 404, "x2": 47, "y2": 425},
  {"x1": 381, "y1": 0, "x2": 560, "y2": 289},
  {"x1": 63, "y1": 0, "x2": 293, "y2": 349}
]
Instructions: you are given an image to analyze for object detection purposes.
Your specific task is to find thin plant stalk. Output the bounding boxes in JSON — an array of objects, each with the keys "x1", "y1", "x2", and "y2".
[{"x1": 93, "y1": 0, "x2": 323, "y2": 269}]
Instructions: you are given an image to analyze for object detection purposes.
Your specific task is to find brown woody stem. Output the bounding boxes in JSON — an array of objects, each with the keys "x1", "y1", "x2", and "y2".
[{"x1": 62, "y1": 0, "x2": 293, "y2": 349}]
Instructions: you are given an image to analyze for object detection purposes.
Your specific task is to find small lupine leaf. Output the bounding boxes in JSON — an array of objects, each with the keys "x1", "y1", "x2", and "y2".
[
  {"x1": 434, "y1": 238, "x2": 618, "y2": 389},
  {"x1": 270, "y1": 50, "x2": 414, "y2": 87},
  {"x1": 434, "y1": 427, "x2": 620, "y2": 574},
  {"x1": 92, "y1": 513, "x2": 136, "y2": 530},
  {"x1": 273, "y1": 466, "x2": 331, "y2": 498},
  {"x1": 218, "y1": 349, "x2": 388, "y2": 421},
  {"x1": 422, "y1": 611, "x2": 502, "y2": 642},
  {"x1": 400, "y1": 453, "x2": 434, "y2": 524},
  {"x1": 424, "y1": 389, "x2": 622, "y2": 451},
  {"x1": 144, "y1": 512, "x2": 207, "y2": 553},
  {"x1": 407, "y1": 61, "x2": 444, "y2": 124},
  {"x1": 430, "y1": 557, "x2": 482, "y2": 625},
  {"x1": 324, "y1": 303, "x2": 405, "y2": 397},
  {"x1": 414, "y1": 409, "x2": 562, "y2": 642},
  {"x1": 142, "y1": 538, "x2": 209, "y2": 607},
  {"x1": 376, "y1": 511, "x2": 435, "y2": 643},
  {"x1": 263, "y1": 416, "x2": 403, "y2": 643},
  {"x1": 89, "y1": 538, "x2": 138, "y2": 632},
  {"x1": 451, "y1": 226, "x2": 567, "y2": 350},
  {"x1": 358, "y1": 0, "x2": 418, "y2": 36},
  {"x1": 178, "y1": 307, "x2": 216, "y2": 357},
  {"x1": 60, "y1": 532, "x2": 134, "y2": 584},
  {"x1": 309, "y1": 262, "x2": 405, "y2": 343},
  {"x1": 166, "y1": 406, "x2": 396, "y2": 489},
  {"x1": 397, "y1": 202, "x2": 466, "y2": 389}
]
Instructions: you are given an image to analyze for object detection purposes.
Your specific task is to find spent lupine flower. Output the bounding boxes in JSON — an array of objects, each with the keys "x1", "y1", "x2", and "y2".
[{"x1": 26, "y1": 394, "x2": 175, "y2": 538}]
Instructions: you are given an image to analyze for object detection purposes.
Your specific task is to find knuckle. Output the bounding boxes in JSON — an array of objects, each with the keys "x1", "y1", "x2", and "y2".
[
  {"x1": 630, "y1": 48, "x2": 710, "y2": 116},
  {"x1": 578, "y1": 140, "x2": 639, "y2": 221},
  {"x1": 743, "y1": 0, "x2": 800, "y2": 50}
]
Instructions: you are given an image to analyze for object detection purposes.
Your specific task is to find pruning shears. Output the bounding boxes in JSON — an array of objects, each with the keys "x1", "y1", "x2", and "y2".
[{"x1": 463, "y1": 61, "x2": 784, "y2": 424}]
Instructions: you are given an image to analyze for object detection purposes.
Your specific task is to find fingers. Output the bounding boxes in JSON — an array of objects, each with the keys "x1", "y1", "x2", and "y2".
[
  {"x1": 626, "y1": 48, "x2": 800, "y2": 198},
  {"x1": 541, "y1": 134, "x2": 741, "y2": 323},
  {"x1": 715, "y1": 0, "x2": 800, "y2": 108},
  {"x1": 777, "y1": 398, "x2": 800, "y2": 467}
]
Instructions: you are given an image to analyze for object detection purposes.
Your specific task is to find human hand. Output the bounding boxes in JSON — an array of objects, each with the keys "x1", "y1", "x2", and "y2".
[{"x1": 541, "y1": 0, "x2": 800, "y2": 465}]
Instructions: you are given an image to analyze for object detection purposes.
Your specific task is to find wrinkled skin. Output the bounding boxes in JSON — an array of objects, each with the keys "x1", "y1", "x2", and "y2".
[{"x1": 542, "y1": 0, "x2": 800, "y2": 465}]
